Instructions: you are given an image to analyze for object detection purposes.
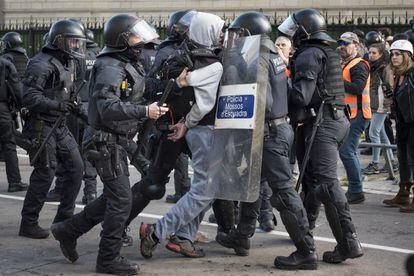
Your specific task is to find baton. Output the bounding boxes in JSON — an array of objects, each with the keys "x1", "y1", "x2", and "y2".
[
  {"x1": 30, "y1": 80, "x2": 86, "y2": 166},
  {"x1": 295, "y1": 101, "x2": 325, "y2": 192}
]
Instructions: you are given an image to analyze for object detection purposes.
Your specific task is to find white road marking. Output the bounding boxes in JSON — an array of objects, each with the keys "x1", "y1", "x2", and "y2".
[{"x1": 1, "y1": 193, "x2": 413, "y2": 255}]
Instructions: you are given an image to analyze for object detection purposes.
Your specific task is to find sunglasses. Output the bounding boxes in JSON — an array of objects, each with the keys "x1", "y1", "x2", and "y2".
[{"x1": 337, "y1": 40, "x2": 352, "y2": 47}]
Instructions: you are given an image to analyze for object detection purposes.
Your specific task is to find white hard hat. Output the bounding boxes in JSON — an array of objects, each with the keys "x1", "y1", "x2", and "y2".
[{"x1": 390, "y1": 39, "x2": 413, "y2": 55}]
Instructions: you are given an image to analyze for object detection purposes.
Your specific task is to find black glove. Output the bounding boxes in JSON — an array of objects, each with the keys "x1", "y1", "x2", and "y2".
[{"x1": 57, "y1": 102, "x2": 76, "y2": 112}]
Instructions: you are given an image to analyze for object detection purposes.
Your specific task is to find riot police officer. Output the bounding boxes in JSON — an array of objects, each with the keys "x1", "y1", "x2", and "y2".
[
  {"x1": 215, "y1": 12, "x2": 317, "y2": 270},
  {"x1": 149, "y1": 10, "x2": 195, "y2": 205},
  {"x1": 278, "y1": 8, "x2": 363, "y2": 264},
  {"x1": 80, "y1": 28, "x2": 101, "y2": 205},
  {"x1": 19, "y1": 19, "x2": 86, "y2": 239},
  {"x1": 123, "y1": 9, "x2": 197, "y2": 235},
  {"x1": 49, "y1": 14, "x2": 169, "y2": 275},
  {"x1": 0, "y1": 54, "x2": 27, "y2": 193},
  {"x1": 1, "y1": 32, "x2": 29, "y2": 79}
]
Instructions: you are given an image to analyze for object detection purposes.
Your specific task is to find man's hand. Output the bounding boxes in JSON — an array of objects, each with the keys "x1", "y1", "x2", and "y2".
[
  {"x1": 57, "y1": 101, "x2": 76, "y2": 112},
  {"x1": 176, "y1": 68, "x2": 189, "y2": 88},
  {"x1": 168, "y1": 122, "x2": 187, "y2": 142},
  {"x1": 146, "y1": 102, "x2": 169, "y2": 119}
]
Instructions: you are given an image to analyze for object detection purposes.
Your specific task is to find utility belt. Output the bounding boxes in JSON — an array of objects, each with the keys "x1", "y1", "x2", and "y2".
[
  {"x1": 264, "y1": 116, "x2": 288, "y2": 136},
  {"x1": 266, "y1": 117, "x2": 288, "y2": 129},
  {"x1": 83, "y1": 130, "x2": 125, "y2": 181},
  {"x1": 321, "y1": 104, "x2": 346, "y2": 120}
]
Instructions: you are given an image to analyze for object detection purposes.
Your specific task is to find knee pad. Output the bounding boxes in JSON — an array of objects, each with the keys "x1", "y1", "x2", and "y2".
[{"x1": 140, "y1": 178, "x2": 166, "y2": 200}]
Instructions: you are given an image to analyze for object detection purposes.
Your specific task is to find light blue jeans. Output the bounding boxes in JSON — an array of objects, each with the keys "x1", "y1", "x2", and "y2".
[
  {"x1": 155, "y1": 125, "x2": 215, "y2": 242},
  {"x1": 339, "y1": 110, "x2": 370, "y2": 194},
  {"x1": 369, "y1": 113, "x2": 394, "y2": 163}
]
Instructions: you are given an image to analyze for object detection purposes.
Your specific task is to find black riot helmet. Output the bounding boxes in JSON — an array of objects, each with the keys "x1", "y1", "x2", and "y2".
[
  {"x1": 167, "y1": 10, "x2": 197, "y2": 40},
  {"x1": 48, "y1": 19, "x2": 86, "y2": 59},
  {"x1": 42, "y1": 33, "x2": 49, "y2": 46},
  {"x1": 364, "y1": 31, "x2": 383, "y2": 48},
  {"x1": 100, "y1": 13, "x2": 159, "y2": 57},
  {"x1": 278, "y1": 8, "x2": 335, "y2": 47},
  {"x1": 404, "y1": 30, "x2": 414, "y2": 46},
  {"x1": 224, "y1": 12, "x2": 272, "y2": 48},
  {"x1": 85, "y1": 29, "x2": 95, "y2": 45},
  {"x1": 1, "y1": 32, "x2": 26, "y2": 54}
]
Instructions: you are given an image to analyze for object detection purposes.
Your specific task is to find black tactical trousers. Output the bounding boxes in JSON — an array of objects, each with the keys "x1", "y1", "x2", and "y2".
[
  {"x1": 237, "y1": 123, "x2": 309, "y2": 238},
  {"x1": 59, "y1": 143, "x2": 132, "y2": 264},
  {"x1": 81, "y1": 126, "x2": 98, "y2": 196},
  {"x1": 126, "y1": 134, "x2": 189, "y2": 226},
  {"x1": 296, "y1": 115, "x2": 356, "y2": 237},
  {"x1": 0, "y1": 109, "x2": 22, "y2": 184},
  {"x1": 21, "y1": 122, "x2": 83, "y2": 225},
  {"x1": 258, "y1": 181, "x2": 274, "y2": 223},
  {"x1": 173, "y1": 153, "x2": 191, "y2": 196}
]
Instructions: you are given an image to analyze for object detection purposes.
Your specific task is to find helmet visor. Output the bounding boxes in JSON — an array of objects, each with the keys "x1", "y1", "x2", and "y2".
[
  {"x1": 177, "y1": 10, "x2": 197, "y2": 28},
  {"x1": 278, "y1": 15, "x2": 298, "y2": 37},
  {"x1": 0, "y1": 41, "x2": 5, "y2": 53},
  {"x1": 223, "y1": 28, "x2": 250, "y2": 49},
  {"x1": 129, "y1": 20, "x2": 159, "y2": 46},
  {"x1": 56, "y1": 36, "x2": 86, "y2": 59}
]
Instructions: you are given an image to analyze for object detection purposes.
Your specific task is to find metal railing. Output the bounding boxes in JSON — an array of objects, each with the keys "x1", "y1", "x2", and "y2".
[{"x1": 359, "y1": 142, "x2": 397, "y2": 180}]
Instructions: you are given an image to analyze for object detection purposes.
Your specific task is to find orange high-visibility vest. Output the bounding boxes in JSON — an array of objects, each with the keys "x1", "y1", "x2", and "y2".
[
  {"x1": 341, "y1": 57, "x2": 372, "y2": 120},
  {"x1": 286, "y1": 68, "x2": 291, "y2": 78}
]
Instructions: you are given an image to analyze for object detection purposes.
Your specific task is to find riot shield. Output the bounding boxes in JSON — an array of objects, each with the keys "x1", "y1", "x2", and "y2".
[{"x1": 205, "y1": 34, "x2": 268, "y2": 202}]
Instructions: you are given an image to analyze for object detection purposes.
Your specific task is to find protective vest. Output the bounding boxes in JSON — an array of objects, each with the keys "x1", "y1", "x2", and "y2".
[
  {"x1": 267, "y1": 48, "x2": 289, "y2": 119},
  {"x1": 341, "y1": 57, "x2": 371, "y2": 119},
  {"x1": 2, "y1": 51, "x2": 28, "y2": 79},
  {"x1": 42, "y1": 54, "x2": 75, "y2": 119},
  {"x1": 79, "y1": 46, "x2": 100, "y2": 102},
  {"x1": 89, "y1": 56, "x2": 145, "y2": 136}
]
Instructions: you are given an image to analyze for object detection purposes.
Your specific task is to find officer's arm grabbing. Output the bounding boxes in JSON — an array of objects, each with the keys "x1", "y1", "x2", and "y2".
[{"x1": 289, "y1": 48, "x2": 323, "y2": 107}]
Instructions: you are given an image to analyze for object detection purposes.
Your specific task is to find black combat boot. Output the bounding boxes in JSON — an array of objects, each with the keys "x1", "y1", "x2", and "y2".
[
  {"x1": 45, "y1": 188, "x2": 61, "y2": 202},
  {"x1": 96, "y1": 256, "x2": 139, "y2": 276},
  {"x1": 323, "y1": 232, "x2": 363, "y2": 263},
  {"x1": 19, "y1": 222, "x2": 49, "y2": 239},
  {"x1": 7, "y1": 182, "x2": 29, "y2": 192},
  {"x1": 215, "y1": 229, "x2": 250, "y2": 256},
  {"x1": 274, "y1": 236, "x2": 318, "y2": 270},
  {"x1": 81, "y1": 192, "x2": 97, "y2": 205},
  {"x1": 51, "y1": 222, "x2": 79, "y2": 263}
]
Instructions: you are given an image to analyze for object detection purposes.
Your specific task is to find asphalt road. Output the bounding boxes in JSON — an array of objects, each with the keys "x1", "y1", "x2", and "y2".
[{"x1": 0, "y1": 150, "x2": 412, "y2": 276}]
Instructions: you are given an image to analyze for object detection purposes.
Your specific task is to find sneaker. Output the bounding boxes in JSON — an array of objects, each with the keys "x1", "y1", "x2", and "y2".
[
  {"x1": 346, "y1": 192, "x2": 365, "y2": 204},
  {"x1": 122, "y1": 227, "x2": 133, "y2": 247},
  {"x1": 139, "y1": 223, "x2": 158, "y2": 259},
  {"x1": 7, "y1": 182, "x2": 28, "y2": 192},
  {"x1": 379, "y1": 160, "x2": 399, "y2": 173},
  {"x1": 96, "y1": 256, "x2": 139, "y2": 276},
  {"x1": 166, "y1": 235, "x2": 206, "y2": 258},
  {"x1": 361, "y1": 162, "x2": 380, "y2": 175}
]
